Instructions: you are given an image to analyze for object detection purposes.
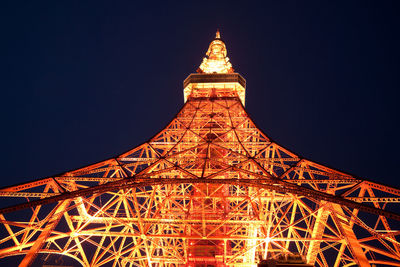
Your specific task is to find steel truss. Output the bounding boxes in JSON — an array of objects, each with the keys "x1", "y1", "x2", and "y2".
[
  {"x1": 1, "y1": 33, "x2": 400, "y2": 267},
  {"x1": 1, "y1": 97, "x2": 400, "y2": 266}
]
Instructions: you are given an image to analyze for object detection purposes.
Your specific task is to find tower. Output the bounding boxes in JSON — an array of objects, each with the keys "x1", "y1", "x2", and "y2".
[{"x1": 1, "y1": 31, "x2": 400, "y2": 267}]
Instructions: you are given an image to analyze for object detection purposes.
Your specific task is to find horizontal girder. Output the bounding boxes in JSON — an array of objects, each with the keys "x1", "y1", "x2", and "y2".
[{"x1": 2, "y1": 178, "x2": 400, "y2": 222}]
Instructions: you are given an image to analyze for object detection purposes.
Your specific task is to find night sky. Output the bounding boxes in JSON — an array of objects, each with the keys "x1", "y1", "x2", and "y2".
[{"x1": 1, "y1": 1, "x2": 400, "y2": 193}]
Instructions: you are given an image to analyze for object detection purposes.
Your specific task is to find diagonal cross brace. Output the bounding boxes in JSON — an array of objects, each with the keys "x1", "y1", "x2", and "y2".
[
  {"x1": 18, "y1": 200, "x2": 71, "y2": 267},
  {"x1": 1, "y1": 178, "x2": 400, "y2": 222}
]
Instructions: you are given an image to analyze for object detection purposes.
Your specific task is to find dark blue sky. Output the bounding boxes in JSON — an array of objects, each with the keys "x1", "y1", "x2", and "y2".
[{"x1": 1, "y1": 1, "x2": 400, "y2": 189}]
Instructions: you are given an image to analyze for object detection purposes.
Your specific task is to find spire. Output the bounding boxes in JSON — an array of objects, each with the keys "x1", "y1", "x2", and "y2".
[{"x1": 198, "y1": 30, "x2": 234, "y2": 74}]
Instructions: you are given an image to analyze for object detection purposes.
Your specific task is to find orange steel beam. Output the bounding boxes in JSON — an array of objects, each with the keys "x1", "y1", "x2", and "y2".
[
  {"x1": 2, "y1": 178, "x2": 400, "y2": 222},
  {"x1": 330, "y1": 203, "x2": 371, "y2": 267},
  {"x1": 18, "y1": 199, "x2": 71, "y2": 267}
]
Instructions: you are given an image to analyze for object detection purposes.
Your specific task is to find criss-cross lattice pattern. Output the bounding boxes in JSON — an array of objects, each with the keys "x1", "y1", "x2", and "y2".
[{"x1": 1, "y1": 96, "x2": 400, "y2": 266}]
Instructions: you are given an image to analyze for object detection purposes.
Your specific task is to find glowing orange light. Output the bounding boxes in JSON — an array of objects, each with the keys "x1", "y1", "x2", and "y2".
[{"x1": 198, "y1": 31, "x2": 234, "y2": 74}]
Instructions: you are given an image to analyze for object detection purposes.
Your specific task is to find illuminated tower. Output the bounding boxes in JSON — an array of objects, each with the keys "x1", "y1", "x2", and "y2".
[{"x1": 1, "y1": 31, "x2": 400, "y2": 267}]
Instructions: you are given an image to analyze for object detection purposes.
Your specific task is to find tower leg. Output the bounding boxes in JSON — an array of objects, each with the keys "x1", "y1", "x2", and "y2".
[
  {"x1": 330, "y1": 203, "x2": 370, "y2": 267},
  {"x1": 306, "y1": 201, "x2": 329, "y2": 264}
]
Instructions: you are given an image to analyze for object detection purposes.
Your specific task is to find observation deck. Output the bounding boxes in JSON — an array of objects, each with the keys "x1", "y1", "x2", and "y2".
[{"x1": 183, "y1": 30, "x2": 246, "y2": 106}]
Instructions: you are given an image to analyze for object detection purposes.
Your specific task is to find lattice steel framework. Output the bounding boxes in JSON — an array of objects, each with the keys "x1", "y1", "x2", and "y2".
[{"x1": 1, "y1": 31, "x2": 400, "y2": 267}]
